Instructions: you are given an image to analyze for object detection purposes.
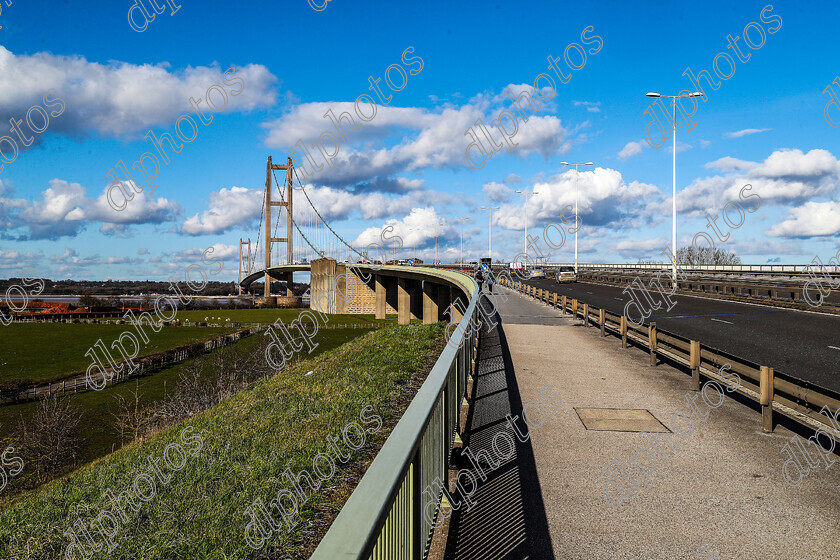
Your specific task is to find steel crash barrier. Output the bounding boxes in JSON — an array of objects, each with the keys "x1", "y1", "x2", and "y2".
[
  {"x1": 311, "y1": 269, "x2": 479, "y2": 560},
  {"x1": 500, "y1": 278, "x2": 840, "y2": 443}
]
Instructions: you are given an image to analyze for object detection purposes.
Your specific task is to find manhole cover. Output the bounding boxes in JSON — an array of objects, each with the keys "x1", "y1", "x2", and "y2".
[{"x1": 575, "y1": 408, "x2": 670, "y2": 432}]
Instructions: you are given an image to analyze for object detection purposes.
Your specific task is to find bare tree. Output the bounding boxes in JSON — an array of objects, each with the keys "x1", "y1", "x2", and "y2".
[
  {"x1": 111, "y1": 383, "x2": 154, "y2": 445},
  {"x1": 11, "y1": 397, "x2": 83, "y2": 484},
  {"x1": 676, "y1": 246, "x2": 741, "y2": 266}
]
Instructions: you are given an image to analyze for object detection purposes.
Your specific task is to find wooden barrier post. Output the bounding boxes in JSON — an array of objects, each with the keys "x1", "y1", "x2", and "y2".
[
  {"x1": 620, "y1": 316, "x2": 628, "y2": 348},
  {"x1": 561, "y1": 295, "x2": 567, "y2": 314},
  {"x1": 599, "y1": 309, "x2": 606, "y2": 336},
  {"x1": 690, "y1": 341, "x2": 700, "y2": 391},
  {"x1": 760, "y1": 366, "x2": 774, "y2": 432},
  {"x1": 583, "y1": 303, "x2": 589, "y2": 327},
  {"x1": 553, "y1": 292, "x2": 558, "y2": 309},
  {"x1": 648, "y1": 322, "x2": 657, "y2": 366},
  {"x1": 572, "y1": 299, "x2": 578, "y2": 320}
]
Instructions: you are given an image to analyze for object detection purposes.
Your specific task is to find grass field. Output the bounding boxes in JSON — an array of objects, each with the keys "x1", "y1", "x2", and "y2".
[
  {"x1": 172, "y1": 308, "x2": 396, "y2": 325},
  {"x1": 0, "y1": 323, "x2": 238, "y2": 385},
  {"x1": 0, "y1": 323, "x2": 444, "y2": 560},
  {"x1": 0, "y1": 327, "x2": 372, "y2": 470}
]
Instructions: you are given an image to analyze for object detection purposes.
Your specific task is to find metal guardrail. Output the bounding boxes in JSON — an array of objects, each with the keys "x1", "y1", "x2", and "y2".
[
  {"x1": 311, "y1": 268, "x2": 479, "y2": 560},
  {"x1": 503, "y1": 279, "x2": 840, "y2": 441}
]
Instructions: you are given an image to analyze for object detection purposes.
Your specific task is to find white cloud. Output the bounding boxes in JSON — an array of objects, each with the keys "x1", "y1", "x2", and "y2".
[
  {"x1": 724, "y1": 128, "x2": 771, "y2": 138},
  {"x1": 573, "y1": 101, "x2": 601, "y2": 113},
  {"x1": 494, "y1": 167, "x2": 661, "y2": 230},
  {"x1": 261, "y1": 83, "x2": 581, "y2": 188},
  {"x1": 351, "y1": 207, "x2": 455, "y2": 253},
  {"x1": 749, "y1": 148, "x2": 840, "y2": 179},
  {"x1": 180, "y1": 183, "x2": 429, "y2": 236},
  {"x1": 483, "y1": 181, "x2": 513, "y2": 203},
  {"x1": 677, "y1": 149, "x2": 840, "y2": 216},
  {"x1": 181, "y1": 186, "x2": 263, "y2": 236},
  {"x1": 1, "y1": 179, "x2": 180, "y2": 240},
  {"x1": 767, "y1": 201, "x2": 840, "y2": 238},
  {"x1": 0, "y1": 47, "x2": 277, "y2": 140},
  {"x1": 704, "y1": 156, "x2": 757, "y2": 172},
  {"x1": 617, "y1": 141, "x2": 643, "y2": 160}
]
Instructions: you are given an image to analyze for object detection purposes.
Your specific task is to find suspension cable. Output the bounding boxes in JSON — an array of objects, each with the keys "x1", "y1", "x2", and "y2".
[{"x1": 292, "y1": 167, "x2": 366, "y2": 260}]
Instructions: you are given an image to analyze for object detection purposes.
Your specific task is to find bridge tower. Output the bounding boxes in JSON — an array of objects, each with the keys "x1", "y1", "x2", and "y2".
[{"x1": 264, "y1": 156, "x2": 294, "y2": 297}]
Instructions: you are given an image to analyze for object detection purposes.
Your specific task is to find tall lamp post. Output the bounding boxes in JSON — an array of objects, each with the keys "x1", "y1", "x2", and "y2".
[
  {"x1": 480, "y1": 206, "x2": 500, "y2": 262},
  {"x1": 456, "y1": 216, "x2": 471, "y2": 266},
  {"x1": 560, "y1": 161, "x2": 593, "y2": 274},
  {"x1": 434, "y1": 220, "x2": 444, "y2": 265},
  {"x1": 645, "y1": 91, "x2": 702, "y2": 284},
  {"x1": 514, "y1": 190, "x2": 539, "y2": 267}
]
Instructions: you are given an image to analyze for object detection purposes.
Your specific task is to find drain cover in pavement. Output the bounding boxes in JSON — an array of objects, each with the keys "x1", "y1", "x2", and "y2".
[{"x1": 575, "y1": 408, "x2": 670, "y2": 432}]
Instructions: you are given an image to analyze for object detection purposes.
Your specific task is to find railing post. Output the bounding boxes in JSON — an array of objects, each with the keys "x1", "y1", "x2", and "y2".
[
  {"x1": 561, "y1": 295, "x2": 567, "y2": 315},
  {"x1": 599, "y1": 309, "x2": 605, "y2": 336},
  {"x1": 690, "y1": 341, "x2": 700, "y2": 390},
  {"x1": 572, "y1": 299, "x2": 578, "y2": 320},
  {"x1": 648, "y1": 323, "x2": 657, "y2": 366},
  {"x1": 583, "y1": 303, "x2": 589, "y2": 327},
  {"x1": 620, "y1": 315, "x2": 627, "y2": 347},
  {"x1": 553, "y1": 292, "x2": 558, "y2": 309},
  {"x1": 760, "y1": 366, "x2": 774, "y2": 432}
]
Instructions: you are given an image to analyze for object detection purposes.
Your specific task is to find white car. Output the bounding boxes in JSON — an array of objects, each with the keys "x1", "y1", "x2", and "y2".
[
  {"x1": 556, "y1": 266, "x2": 577, "y2": 283},
  {"x1": 530, "y1": 268, "x2": 545, "y2": 278}
]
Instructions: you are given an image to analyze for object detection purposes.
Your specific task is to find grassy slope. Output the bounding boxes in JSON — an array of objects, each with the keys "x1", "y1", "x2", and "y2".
[
  {"x1": 0, "y1": 328, "x2": 372, "y2": 472},
  {"x1": 0, "y1": 324, "x2": 238, "y2": 385},
  {"x1": 0, "y1": 323, "x2": 443, "y2": 560}
]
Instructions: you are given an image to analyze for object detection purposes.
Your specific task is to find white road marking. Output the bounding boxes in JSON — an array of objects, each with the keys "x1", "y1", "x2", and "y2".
[
  {"x1": 614, "y1": 297, "x2": 623, "y2": 301},
  {"x1": 829, "y1": 346, "x2": 840, "y2": 351},
  {"x1": 710, "y1": 318, "x2": 733, "y2": 325},
  {"x1": 587, "y1": 291, "x2": 593, "y2": 294}
]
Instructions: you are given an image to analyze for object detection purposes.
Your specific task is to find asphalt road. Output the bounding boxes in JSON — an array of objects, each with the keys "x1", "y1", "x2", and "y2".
[{"x1": 513, "y1": 277, "x2": 840, "y2": 394}]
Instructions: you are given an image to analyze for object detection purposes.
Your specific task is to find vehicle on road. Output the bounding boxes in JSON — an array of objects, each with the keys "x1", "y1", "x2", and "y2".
[
  {"x1": 530, "y1": 268, "x2": 545, "y2": 278},
  {"x1": 556, "y1": 266, "x2": 576, "y2": 283}
]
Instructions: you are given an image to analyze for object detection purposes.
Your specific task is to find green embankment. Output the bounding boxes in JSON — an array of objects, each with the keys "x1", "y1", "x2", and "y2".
[
  {"x1": 0, "y1": 323, "x2": 443, "y2": 560},
  {"x1": 0, "y1": 328, "x2": 372, "y2": 471}
]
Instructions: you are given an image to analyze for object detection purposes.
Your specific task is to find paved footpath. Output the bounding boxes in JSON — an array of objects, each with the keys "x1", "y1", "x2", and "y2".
[{"x1": 444, "y1": 286, "x2": 840, "y2": 560}]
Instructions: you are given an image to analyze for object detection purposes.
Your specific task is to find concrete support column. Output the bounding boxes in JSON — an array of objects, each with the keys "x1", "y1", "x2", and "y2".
[
  {"x1": 438, "y1": 284, "x2": 452, "y2": 321},
  {"x1": 410, "y1": 281, "x2": 422, "y2": 321},
  {"x1": 375, "y1": 275, "x2": 386, "y2": 320},
  {"x1": 449, "y1": 286, "x2": 464, "y2": 323},
  {"x1": 398, "y1": 278, "x2": 411, "y2": 325},
  {"x1": 423, "y1": 282, "x2": 439, "y2": 325}
]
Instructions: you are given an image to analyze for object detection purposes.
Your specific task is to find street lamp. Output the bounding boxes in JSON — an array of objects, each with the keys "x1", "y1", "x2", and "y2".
[
  {"x1": 480, "y1": 206, "x2": 500, "y2": 262},
  {"x1": 560, "y1": 161, "x2": 594, "y2": 274},
  {"x1": 514, "y1": 190, "x2": 539, "y2": 267},
  {"x1": 645, "y1": 91, "x2": 703, "y2": 285},
  {"x1": 456, "y1": 216, "x2": 471, "y2": 266},
  {"x1": 434, "y1": 220, "x2": 445, "y2": 265}
]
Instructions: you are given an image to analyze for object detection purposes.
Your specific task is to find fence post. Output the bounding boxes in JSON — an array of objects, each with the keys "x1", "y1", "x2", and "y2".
[
  {"x1": 760, "y1": 366, "x2": 774, "y2": 433},
  {"x1": 553, "y1": 293, "x2": 558, "y2": 309},
  {"x1": 648, "y1": 323, "x2": 657, "y2": 366},
  {"x1": 572, "y1": 299, "x2": 578, "y2": 320},
  {"x1": 583, "y1": 303, "x2": 589, "y2": 327},
  {"x1": 620, "y1": 315, "x2": 627, "y2": 348},
  {"x1": 690, "y1": 341, "x2": 700, "y2": 390},
  {"x1": 561, "y1": 295, "x2": 567, "y2": 315},
  {"x1": 599, "y1": 309, "x2": 605, "y2": 336}
]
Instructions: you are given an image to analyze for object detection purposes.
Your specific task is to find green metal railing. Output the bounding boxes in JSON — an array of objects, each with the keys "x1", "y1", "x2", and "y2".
[{"x1": 310, "y1": 268, "x2": 478, "y2": 560}]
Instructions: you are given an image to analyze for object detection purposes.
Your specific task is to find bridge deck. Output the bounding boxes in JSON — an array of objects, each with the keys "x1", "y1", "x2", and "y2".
[{"x1": 444, "y1": 286, "x2": 840, "y2": 559}]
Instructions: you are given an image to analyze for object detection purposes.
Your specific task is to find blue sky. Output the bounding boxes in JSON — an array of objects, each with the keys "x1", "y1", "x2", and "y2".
[{"x1": 1, "y1": 0, "x2": 838, "y2": 280}]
